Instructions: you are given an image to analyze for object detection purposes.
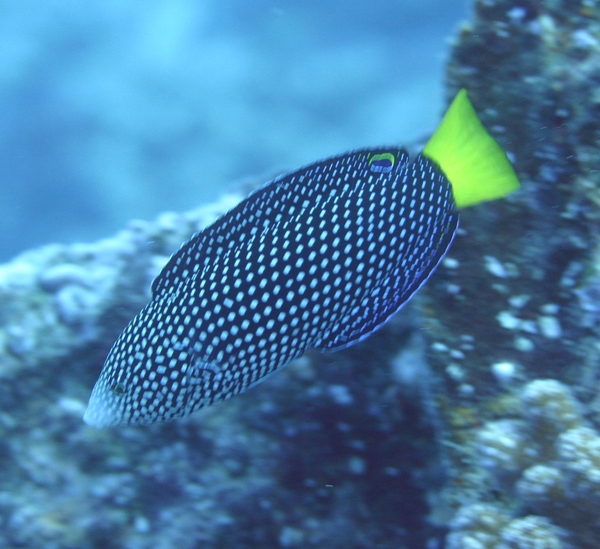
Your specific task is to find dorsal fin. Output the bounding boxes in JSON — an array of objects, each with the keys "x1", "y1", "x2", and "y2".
[{"x1": 151, "y1": 148, "x2": 410, "y2": 299}]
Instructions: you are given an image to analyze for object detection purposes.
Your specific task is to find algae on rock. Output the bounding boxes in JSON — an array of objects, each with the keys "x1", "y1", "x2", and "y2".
[{"x1": 424, "y1": 1, "x2": 600, "y2": 547}]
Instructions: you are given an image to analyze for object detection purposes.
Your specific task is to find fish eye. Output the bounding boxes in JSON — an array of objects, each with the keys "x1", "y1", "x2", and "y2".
[
  {"x1": 111, "y1": 382, "x2": 126, "y2": 396},
  {"x1": 368, "y1": 152, "x2": 395, "y2": 174}
]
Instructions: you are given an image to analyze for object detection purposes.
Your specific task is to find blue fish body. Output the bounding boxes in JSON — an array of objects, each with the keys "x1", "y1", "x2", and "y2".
[
  {"x1": 84, "y1": 149, "x2": 456, "y2": 426},
  {"x1": 84, "y1": 90, "x2": 520, "y2": 427}
]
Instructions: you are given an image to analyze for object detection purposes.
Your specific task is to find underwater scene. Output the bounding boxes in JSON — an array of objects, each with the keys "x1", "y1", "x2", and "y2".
[{"x1": 1, "y1": 0, "x2": 599, "y2": 548}]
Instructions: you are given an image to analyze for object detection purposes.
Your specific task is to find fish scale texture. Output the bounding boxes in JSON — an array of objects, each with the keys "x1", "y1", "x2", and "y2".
[{"x1": 85, "y1": 148, "x2": 458, "y2": 426}]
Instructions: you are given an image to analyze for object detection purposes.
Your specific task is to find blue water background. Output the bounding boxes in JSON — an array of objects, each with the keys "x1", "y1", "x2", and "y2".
[{"x1": 0, "y1": 0, "x2": 469, "y2": 262}]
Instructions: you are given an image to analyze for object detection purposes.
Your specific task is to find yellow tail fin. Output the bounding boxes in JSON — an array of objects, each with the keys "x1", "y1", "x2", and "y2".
[{"x1": 423, "y1": 89, "x2": 520, "y2": 208}]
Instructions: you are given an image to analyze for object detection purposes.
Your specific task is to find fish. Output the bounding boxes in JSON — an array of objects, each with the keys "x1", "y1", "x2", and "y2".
[{"x1": 83, "y1": 89, "x2": 520, "y2": 427}]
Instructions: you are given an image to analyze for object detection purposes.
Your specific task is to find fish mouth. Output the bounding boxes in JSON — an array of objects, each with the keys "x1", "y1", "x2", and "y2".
[
  {"x1": 82, "y1": 406, "x2": 99, "y2": 427},
  {"x1": 83, "y1": 394, "x2": 119, "y2": 428}
]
